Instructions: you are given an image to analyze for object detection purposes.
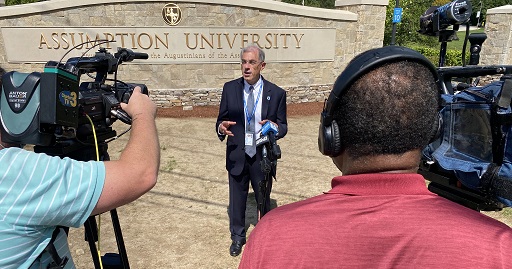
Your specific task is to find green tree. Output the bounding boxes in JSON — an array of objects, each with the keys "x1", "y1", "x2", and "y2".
[
  {"x1": 385, "y1": 0, "x2": 512, "y2": 47},
  {"x1": 281, "y1": 0, "x2": 334, "y2": 9},
  {"x1": 6, "y1": 0, "x2": 45, "y2": 5},
  {"x1": 384, "y1": 0, "x2": 438, "y2": 46},
  {"x1": 474, "y1": 0, "x2": 512, "y2": 26}
]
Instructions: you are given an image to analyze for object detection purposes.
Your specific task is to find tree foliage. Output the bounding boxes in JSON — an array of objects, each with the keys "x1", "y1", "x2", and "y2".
[
  {"x1": 384, "y1": 0, "x2": 512, "y2": 47},
  {"x1": 384, "y1": 0, "x2": 440, "y2": 47},
  {"x1": 280, "y1": 0, "x2": 334, "y2": 9},
  {"x1": 5, "y1": 0, "x2": 46, "y2": 5}
]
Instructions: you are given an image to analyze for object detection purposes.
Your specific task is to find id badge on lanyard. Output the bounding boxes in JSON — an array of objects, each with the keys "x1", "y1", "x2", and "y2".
[
  {"x1": 244, "y1": 84, "x2": 262, "y2": 147},
  {"x1": 245, "y1": 133, "x2": 254, "y2": 146}
]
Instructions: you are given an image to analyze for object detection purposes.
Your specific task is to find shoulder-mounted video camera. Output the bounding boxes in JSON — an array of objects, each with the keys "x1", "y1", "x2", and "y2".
[
  {"x1": 0, "y1": 45, "x2": 148, "y2": 155},
  {"x1": 417, "y1": 0, "x2": 512, "y2": 211}
]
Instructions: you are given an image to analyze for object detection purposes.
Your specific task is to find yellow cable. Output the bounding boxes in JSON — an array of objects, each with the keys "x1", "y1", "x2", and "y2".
[{"x1": 85, "y1": 114, "x2": 104, "y2": 269}]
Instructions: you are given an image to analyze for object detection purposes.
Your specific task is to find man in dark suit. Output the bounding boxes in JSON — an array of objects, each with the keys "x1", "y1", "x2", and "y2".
[{"x1": 216, "y1": 44, "x2": 287, "y2": 257}]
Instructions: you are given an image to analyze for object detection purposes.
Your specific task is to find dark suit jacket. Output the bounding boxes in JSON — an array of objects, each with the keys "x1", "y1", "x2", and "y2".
[{"x1": 216, "y1": 77, "x2": 287, "y2": 176}]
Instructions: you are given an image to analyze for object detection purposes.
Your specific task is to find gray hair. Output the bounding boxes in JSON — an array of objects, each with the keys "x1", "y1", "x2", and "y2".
[{"x1": 240, "y1": 44, "x2": 265, "y2": 62}]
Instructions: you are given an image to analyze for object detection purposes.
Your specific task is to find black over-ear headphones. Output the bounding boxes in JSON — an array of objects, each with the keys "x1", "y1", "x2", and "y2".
[{"x1": 318, "y1": 45, "x2": 439, "y2": 157}]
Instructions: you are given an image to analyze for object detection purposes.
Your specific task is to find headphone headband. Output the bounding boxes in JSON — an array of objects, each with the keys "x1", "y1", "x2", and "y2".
[{"x1": 318, "y1": 46, "x2": 439, "y2": 157}]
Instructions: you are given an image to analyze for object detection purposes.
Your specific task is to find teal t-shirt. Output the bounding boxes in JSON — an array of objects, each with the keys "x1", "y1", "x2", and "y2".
[{"x1": 0, "y1": 147, "x2": 105, "y2": 269}]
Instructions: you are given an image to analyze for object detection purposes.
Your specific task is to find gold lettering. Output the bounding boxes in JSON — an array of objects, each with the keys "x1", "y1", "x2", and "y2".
[
  {"x1": 88, "y1": 33, "x2": 103, "y2": 49},
  {"x1": 60, "y1": 33, "x2": 70, "y2": 50},
  {"x1": 200, "y1": 33, "x2": 214, "y2": 49},
  {"x1": 240, "y1": 33, "x2": 249, "y2": 48},
  {"x1": 280, "y1": 34, "x2": 291, "y2": 48},
  {"x1": 137, "y1": 33, "x2": 152, "y2": 49},
  {"x1": 185, "y1": 33, "x2": 198, "y2": 49},
  {"x1": 39, "y1": 33, "x2": 50, "y2": 49},
  {"x1": 35, "y1": 30, "x2": 305, "y2": 57},
  {"x1": 155, "y1": 33, "x2": 169, "y2": 49},
  {"x1": 51, "y1": 33, "x2": 60, "y2": 49},
  {"x1": 69, "y1": 33, "x2": 82, "y2": 49},
  {"x1": 264, "y1": 33, "x2": 273, "y2": 49},
  {"x1": 293, "y1": 33, "x2": 304, "y2": 48},
  {"x1": 130, "y1": 33, "x2": 137, "y2": 49},
  {"x1": 251, "y1": 34, "x2": 261, "y2": 48},
  {"x1": 77, "y1": 33, "x2": 87, "y2": 48},
  {"x1": 216, "y1": 33, "x2": 223, "y2": 49},
  {"x1": 103, "y1": 33, "x2": 115, "y2": 48},
  {"x1": 224, "y1": 33, "x2": 238, "y2": 49},
  {"x1": 115, "y1": 33, "x2": 129, "y2": 47}
]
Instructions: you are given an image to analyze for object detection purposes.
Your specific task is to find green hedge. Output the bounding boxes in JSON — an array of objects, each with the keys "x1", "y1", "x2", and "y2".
[{"x1": 408, "y1": 45, "x2": 469, "y2": 67}]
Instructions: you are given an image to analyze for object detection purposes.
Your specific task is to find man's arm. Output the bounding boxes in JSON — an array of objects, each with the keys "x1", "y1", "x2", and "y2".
[
  {"x1": 275, "y1": 89, "x2": 287, "y2": 139},
  {"x1": 216, "y1": 84, "x2": 233, "y2": 141},
  {"x1": 92, "y1": 88, "x2": 159, "y2": 215}
]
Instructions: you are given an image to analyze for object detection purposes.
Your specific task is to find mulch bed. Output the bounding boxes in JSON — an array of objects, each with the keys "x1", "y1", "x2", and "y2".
[{"x1": 156, "y1": 102, "x2": 325, "y2": 118}]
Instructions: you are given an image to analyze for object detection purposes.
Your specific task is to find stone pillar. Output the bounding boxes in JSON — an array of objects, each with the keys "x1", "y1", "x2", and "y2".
[
  {"x1": 481, "y1": 5, "x2": 512, "y2": 66},
  {"x1": 335, "y1": 0, "x2": 388, "y2": 55}
]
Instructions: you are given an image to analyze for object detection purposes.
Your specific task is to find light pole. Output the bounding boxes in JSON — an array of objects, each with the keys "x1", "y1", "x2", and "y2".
[
  {"x1": 391, "y1": 0, "x2": 400, "y2": 45},
  {"x1": 476, "y1": 1, "x2": 483, "y2": 27}
]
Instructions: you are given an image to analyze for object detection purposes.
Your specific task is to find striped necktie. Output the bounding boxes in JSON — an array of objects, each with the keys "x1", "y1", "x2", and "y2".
[{"x1": 245, "y1": 86, "x2": 256, "y2": 157}]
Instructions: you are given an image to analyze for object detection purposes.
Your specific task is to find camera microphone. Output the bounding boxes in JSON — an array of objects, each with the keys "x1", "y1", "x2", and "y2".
[
  {"x1": 257, "y1": 121, "x2": 279, "y2": 147},
  {"x1": 418, "y1": 0, "x2": 472, "y2": 36},
  {"x1": 256, "y1": 121, "x2": 281, "y2": 160},
  {"x1": 256, "y1": 135, "x2": 270, "y2": 147},
  {"x1": 436, "y1": 0, "x2": 471, "y2": 25},
  {"x1": 260, "y1": 121, "x2": 278, "y2": 136}
]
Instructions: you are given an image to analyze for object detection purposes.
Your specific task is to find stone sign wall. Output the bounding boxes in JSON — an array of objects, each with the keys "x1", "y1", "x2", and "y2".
[
  {"x1": 0, "y1": 0, "x2": 385, "y2": 107},
  {"x1": 481, "y1": 5, "x2": 512, "y2": 66}
]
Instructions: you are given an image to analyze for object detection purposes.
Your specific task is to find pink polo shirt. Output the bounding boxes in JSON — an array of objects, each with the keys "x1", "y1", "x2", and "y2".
[{"x1": 239, "y1": 173, "x2": 512, "y2": 269}]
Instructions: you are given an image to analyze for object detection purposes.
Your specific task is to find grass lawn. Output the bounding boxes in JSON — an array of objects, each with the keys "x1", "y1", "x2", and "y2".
[{"x1": 447, "y1": 27, "x2": 486, "y2": 52}]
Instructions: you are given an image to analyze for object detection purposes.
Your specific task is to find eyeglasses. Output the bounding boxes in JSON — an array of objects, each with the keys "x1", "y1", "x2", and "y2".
[{"x1": 241, "y1": 60, "x2": 261, "y2": 66}]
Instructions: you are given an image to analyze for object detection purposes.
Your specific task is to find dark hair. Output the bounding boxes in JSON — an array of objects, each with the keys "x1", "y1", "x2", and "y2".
[{"x1": 333, "y1": 60, "x2": 439, "y2": 159}]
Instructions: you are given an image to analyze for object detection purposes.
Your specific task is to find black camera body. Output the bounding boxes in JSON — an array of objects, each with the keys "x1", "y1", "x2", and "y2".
[
  {"x1": 0, "y1": 47, "x2": 148, "y2": 154},
  {"x1": 417, "y1": 1, "x2": 512, "y2": 211},
  {"x1": 420, "y1": 65, "x2": 512, "y2": 211}
]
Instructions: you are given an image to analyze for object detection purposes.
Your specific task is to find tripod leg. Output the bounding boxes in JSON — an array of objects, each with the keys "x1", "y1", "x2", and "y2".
[
  {"x1": 257, "y1": 173, "x2": 271, "y2": 220},
  {"x1": 110, "y1": 209, "x2": 130, "y2": 269},
  {"x1": 257, "y1": 181, "x2": 264, "y2": 220},
  {"x1": 84, "y1": 217, "x2": 102, "y2": 269}
]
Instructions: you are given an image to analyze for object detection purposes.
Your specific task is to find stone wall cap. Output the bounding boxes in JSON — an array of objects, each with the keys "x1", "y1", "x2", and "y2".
[
  {"x1": 335, "y1": 0, "x2": 388, "y2": 7},
  {"x1": 0, "y1": 0, "x2": 357, "y2": 21},
  {"x1": 487, "y1": 5, "x2": 512, "y2": 14}
]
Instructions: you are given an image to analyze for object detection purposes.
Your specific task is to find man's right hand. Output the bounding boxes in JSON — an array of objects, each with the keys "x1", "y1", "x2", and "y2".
[
  {"x1": 220, "y1": 121, "x2": 236, "y2": 136},
  {"x1": 94, "y1": 86, "x2": 159, "y2": 216},
  {"x1": 120, "y1": 86, "x2": 157, "y2": 122}
]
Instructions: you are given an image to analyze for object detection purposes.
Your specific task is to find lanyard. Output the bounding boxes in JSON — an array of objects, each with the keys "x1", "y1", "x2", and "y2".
[{"x1": 244, "y1": 83, "x2": 263, "y2": 127}]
